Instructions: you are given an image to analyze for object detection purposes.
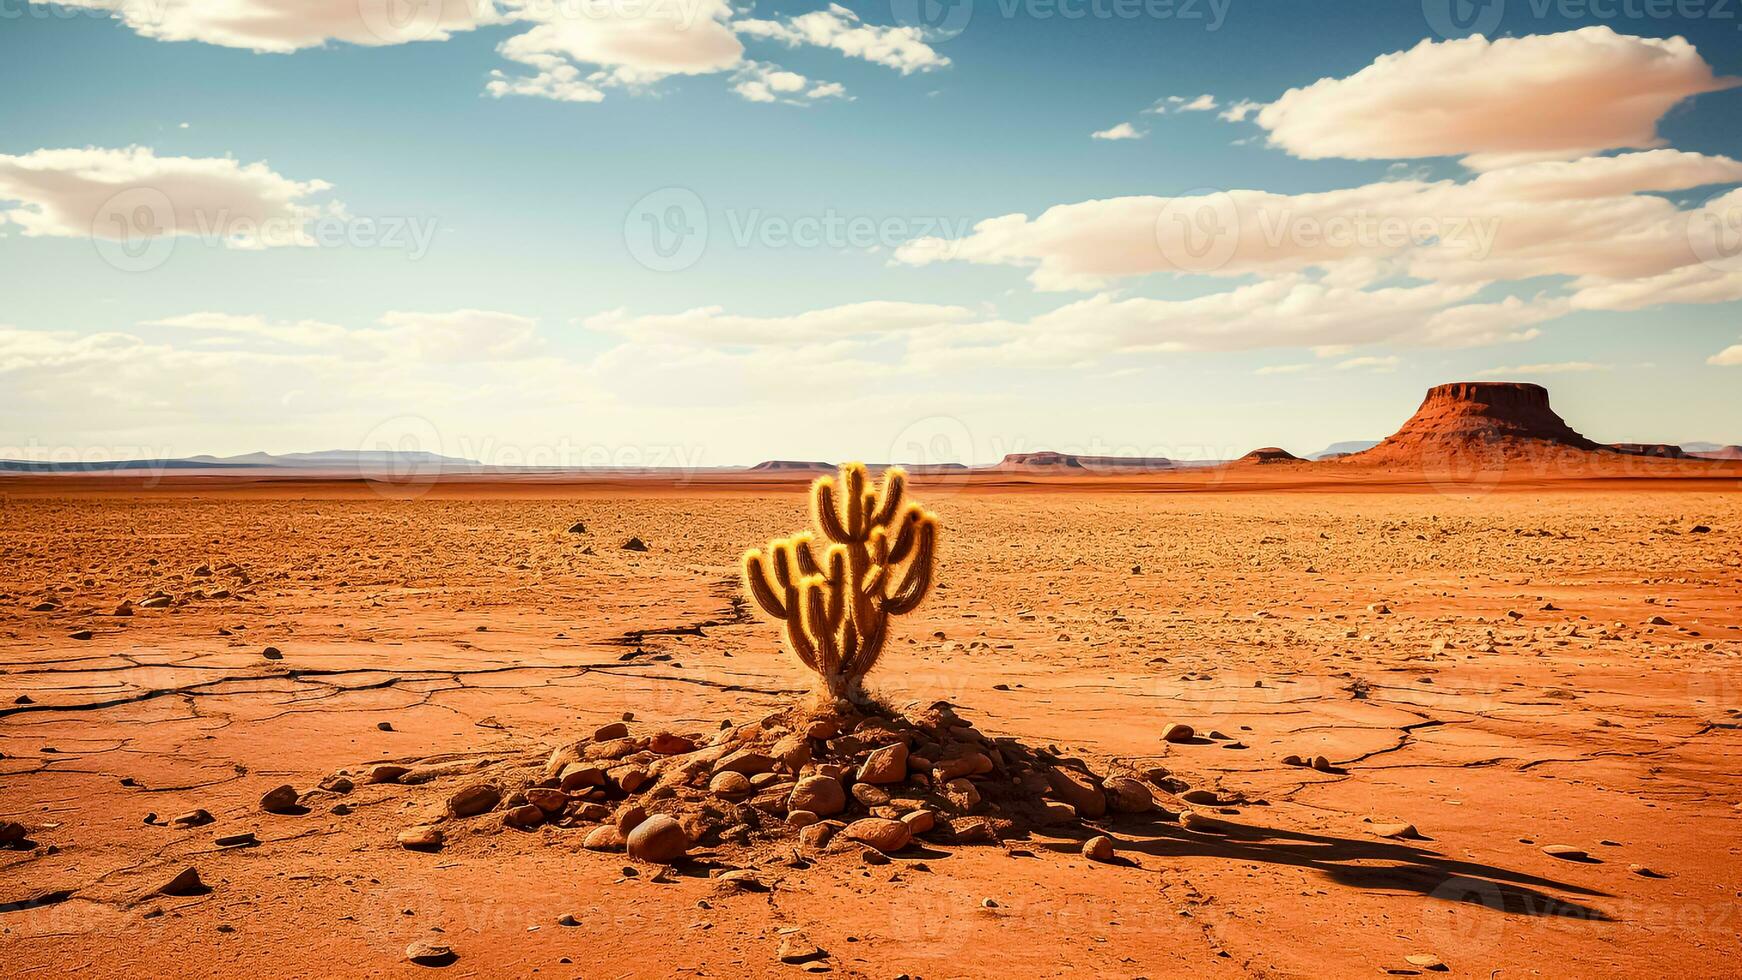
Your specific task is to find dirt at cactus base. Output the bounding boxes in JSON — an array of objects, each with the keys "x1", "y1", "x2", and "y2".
[{"x1": 369, "y1": 698, "x2": 1163, "y2": 866}]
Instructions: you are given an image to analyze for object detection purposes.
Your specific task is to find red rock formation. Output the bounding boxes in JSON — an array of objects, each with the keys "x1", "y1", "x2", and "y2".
[{"x1": 1350, "y1": 382, "x2": 1603, "y2": 466}]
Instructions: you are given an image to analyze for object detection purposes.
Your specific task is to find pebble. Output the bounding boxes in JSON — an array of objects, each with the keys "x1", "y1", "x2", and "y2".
[
  {"x1": 1082, "y1": 835, "x2": 1115, "y2": 862},
  {"x1": 788, "y1": 775, "x2": 846, "y2": 816},
  {"x1": 157, "y1": 866, "x2": 207, "y2": 897},
  {"x1": 405, "y1": 941, "x2": 455, "y2": 966},
  {"x1": 709, "y1": 771, "x2": 752, "y2": 797},
  {"x1": 214, "y1": 832, "x2": 257, "y2": 848},
  {"x1": 1542, "y1": 844, "x2": 1588, "y2": 860},
  {"x1": 259, "y1": 785, "x2": 301, "y2": 813},
  {"x1": 171, "y1": 809, "x2": 214, "y2": 827},
  {"x1": 626, "y1": 814, "x2": 690, "y2": 863},
  {"x1": 261, "y1": 647, "x2": 283, "y2": 660},
  {"x1": 842, "y1": 817, "x2": 911, "y2": 854},
  {"x1": 1161, "y1": 723, "x2": 1195, "y2": 744},
  {"x1": 446, "y1": 783, "x2": 501, "y2": 818},
  {"x1": 398, "y1": 826, "x2": 444, "y2": 851}
]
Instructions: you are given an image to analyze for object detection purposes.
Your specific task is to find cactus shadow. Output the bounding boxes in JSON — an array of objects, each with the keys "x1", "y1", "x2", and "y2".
[{"x1": 1112, "y1": 818, "x2": 1613, "y2": 921}]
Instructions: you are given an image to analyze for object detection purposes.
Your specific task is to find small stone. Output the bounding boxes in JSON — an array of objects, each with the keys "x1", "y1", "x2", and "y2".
[
  {"x1": 1310, "y1": 755, "x2": 1334, "y2": 772},
  {"x1": 557, "y1": 913, "x2": 580, "y2": 926},
  {"x1": 398, "y1": 826, "x2": 444, "y2": 851},
  {"x1": 777, "y1": 933, "x2": 827, "y2": 964},
  {"x1": 1180, "y1": 789, "x2": 1219, "y2": 805},
  {"x1": 620, "y1": 537, "x2": 649, "y2": 552},
  {"x1": 377, "y1": 721, "x2": 394, "y2": 732},
  {"x1": 1044, "y1": 767, "x2": 1106, "y2": 818},
  {"x1": 319, "y1": 775, "x2": 354, "y2": 794},
  {"x1": 526, "y1": 788, "x2": 568, "y2": 814},
  {"x1": 1542, "y1": 844, "x2": 1588, "y2": 860},
  {"x1": 171, "y1": 809, "x2": 214, "y2": 827},
  {"x1": 582, "y1": 826, "x2": 624, "y2": 852},
  {"x1": 709, "y1": 771, "x2": 752, "y2": 797},
  {"x1": 1082, "y1": 835, "x2": 1115, "y2": 862},
  {"x1": 405, "y1": 941, "x2": 455, "y2": 966},
  {"x1": 1161, "y1": 723, "x2": 1195, "y2": 744},
  {"x1": 68, "y1": 629, "x2": 94, "y2": 641},
  {"x1": 592, "y1": 721, "x2": 629, "y2": 741},
  {"x1": 614, "y1": 804, "x2": 648, "y2": 834},
  {"x1": 1104, "y1": 777, "x2": 1153, "y2": 813},
  {"x1": 842, "y1": 817, "x2": 911, "y2": 854},
  {"x1": 799, "y1": 822, "x2": 837, "y2": 849},
  {"x1": 786, "y1": 809, "x2": 820, "y2": 828},
  {"x1": 1405, "y1": 953, "x2": 1447, "y2": 970},
  {"x1": 365, "y1": 764, "x2": 410, "y2": 785},
  {"x1": 649, "y1": 732, "x2": 694, "y2": 755},
  {"x1": 259, "y1": 785, "x2": 301, "y2": 813},
  {"x1": 157, "y1": 866, "x2": 207, "y2": 897},
  {"x1": 856, "y1": 742, "x2": 908, "y2": 784},
  {"x1": 446, "y1": 783, "x2": 501, "y2": 818},
  {"x1": 567, "y1": 521, "x2": 587, "y2": 534},
  {"x1": 626, "y1": 814, "x2": 689, "y2": 863},
  {"x1": 503, "y1": 804, "x2": 545, "y2": 828},
  {"x1": 214, "y1": 832, "x2": 256, "y2": 847},
  {"x1": 714, "y1": 750, "x2": 776, "y2": 776},
  {"x1": 1370, "y1": 822, "x2": 1418, "y2": 839},
  {"x1": 900, "y1": 809, "x2": 936, "y2": 835},
  {"x1": 788, "y1": 775, "x2": 846, "y2": 816}
]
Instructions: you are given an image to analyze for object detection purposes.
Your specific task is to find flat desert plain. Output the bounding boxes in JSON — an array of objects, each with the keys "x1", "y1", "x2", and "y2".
[{"x1": 2, "y1": 471, "x2": 1740, "y2": 978}]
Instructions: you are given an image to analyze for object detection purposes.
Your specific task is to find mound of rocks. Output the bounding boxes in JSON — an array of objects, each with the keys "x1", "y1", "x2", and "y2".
[{"x1": 371, "y1": 699, "x2": 1159, "y2": 863}]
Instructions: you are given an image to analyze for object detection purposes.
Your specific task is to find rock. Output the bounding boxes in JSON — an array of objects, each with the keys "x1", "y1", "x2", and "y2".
[
  {"x1": 377, "y1": 721, "x2": 394, "y2": 731},
  {"x1": 261, "y1": 647, "x2": 283, "y2": 660},
  {"x1": 714, "y1": 750, "x2": 776, "y2": 776},
  {"x1": 709, "y1": 771, "x2": 752, "y2": 797},
  {"x1": 620, "y1": 537, "x2": 649, "y2": 552},
  {"x1": 1180, "y1": 788, "x2": 1219, "y2": 805},
  {"x1": 649, "y1": 732, "x2": 694, "y2": 755},
  {"x1": 1280, "y1": 754, "x2": 1305, "y2": 767},
  {"x1": 786, "y1": 809, "x2": 820, "y2": 828},
  {"x1": 857, "y1": 742, "x2": 909, "y2": 784},
  {"x1": 1370, "y1": 822, "x2": 1419, "y2": 839},
  {"x1": 1044, "y1": 767, "x2": 1107, "y2": 818},
  {"x1": 1542, "y1": 844, "x2": 1588, "y2": 860},
  {"x1": 567, "y1": 521, "x2": 587, "y2": 534},
  {"x1": 170, "y1": 809, "x2": 214, "y2": 827},
  {"x1": 592, "y1": 721, "x2": 630, "y2": 741},
  {"x1": 788, "y1": 775, "x2": 846, "y2": 816},
  {"x1": 365, "y1": 764, "x2": 410, "y2": 784},
  {"x1": 503, "y1": 804, "x2": 545, "y2": 828},
  {"x1": 398, "y1": 826, "x2": 444, "y2": 850},
  {"x1": 526, "y1": 788, "x2": 568, "y2": 815},
  {"x1": 259, "y1": 785, "x2": 301, "y2": 813},
  {"x1": 1082, "y1": 835, "x2": 1115, "y2": 862},
  {"x1": 842, "y1": 817, "x2": 911, "y2": 854},
  {"x1": 1405, "y1": 953, "x2": 1447, "y2": 970},
  {"x1": 1179, "y1": 811, "x2": 1235, "y2": 834},
  {"x1": 777, "y1": 932, "x2": 827, "y2": 964},
  {"x1": 1161, "y1": 723, "x2": 1195, "y2": 743},
  {"x1": 799, "y1": 821, "x2": 837, "y2": 849},
  {"x1": 157, "y1": 866, "x2": 207, "y2": 897},
  {"x1": 582, "y1": 826, "x2": 624, "y2": 851},
  {"x1": 1310, "y1": 755, "x2": 1334, "y2": 772},
  {"x1": 1104, "y1": 777, "x2": 1153, "y2": 813},
  {"x1": 319, "y1": 775, "x2": 354, "y2": 794},
  {"x1": 574, "y1": 802, "x2": 611, "y2": 822},
  {"x1": 626, "y1": 814, "x2": 690, "y2": 863},
  {"x1": 612, "y1": 766, "x2": 652, "y2": 793},
  {"x1": 1038, "y1": 801, "x2": 1077, "y2": 825},
  {"x1": 557, "y1": 913, "x2": 580, "y2": 926},
  {"x1": 851, "y1": 782, "x2": 891, "y2": 807},
  {"x1": 559, "y1": 763, "x2": 608, "y2": 792},
  {"x1": 405, "y1": 941, "x2": 455, "y2": 966},
  {"x1": 214, "y1": 832, "x2": 256, "y2": 847},
  {"x1": 446, "y1": 783, "x2": 501, "y2": 818},
  {"x1": 68, "y1": 630, "x2": 93, "y2": 641},
  {"x1": 900, "y1": 809, "x2": 936, "y2": 835},
  {"x1": 614, "y1": 804, "x2": 648, "y2": 834}
]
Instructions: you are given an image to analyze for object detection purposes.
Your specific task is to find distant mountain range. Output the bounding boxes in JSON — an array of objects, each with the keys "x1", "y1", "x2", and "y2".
[{"x1": 0, "y1": 449, "x2": 480, "y2": 472}]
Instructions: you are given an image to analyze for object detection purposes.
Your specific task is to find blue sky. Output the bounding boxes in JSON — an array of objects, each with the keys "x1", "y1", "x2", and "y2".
[{"x1": 2, "y1": 1, "x2": 1740, "y2": 464}]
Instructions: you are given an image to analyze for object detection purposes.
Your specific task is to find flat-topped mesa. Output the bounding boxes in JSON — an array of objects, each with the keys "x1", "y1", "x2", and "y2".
[
  {"x1": 993, "y1": 452, "x2": 1173, "y2": 473},
  {"x1": 1239, "y1": 447, "x2": 1301, "y2": 464},
  {"x1": 1352, "y1": 381, "x2": 1602, "y2": 463}
]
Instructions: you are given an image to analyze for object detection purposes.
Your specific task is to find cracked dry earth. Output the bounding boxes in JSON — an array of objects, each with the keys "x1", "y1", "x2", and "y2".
[{"x1": 2, "y1": 480, "x2": 1740, "y2": 978}]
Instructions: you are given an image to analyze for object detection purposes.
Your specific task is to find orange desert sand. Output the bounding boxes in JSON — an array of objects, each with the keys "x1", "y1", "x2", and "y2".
[{"x1": 2, "y1": 383, "x2": 1740, "y2": 978}]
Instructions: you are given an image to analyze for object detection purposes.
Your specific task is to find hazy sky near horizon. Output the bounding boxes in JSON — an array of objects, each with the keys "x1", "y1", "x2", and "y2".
[{"x1": 2, "y1": 0, "x2": 1741, "y2": 465}]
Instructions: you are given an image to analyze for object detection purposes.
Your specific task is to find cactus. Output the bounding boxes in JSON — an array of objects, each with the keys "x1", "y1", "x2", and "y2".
[{"x1": 742, "y1": 462, "x2": 939, "y2": 702}]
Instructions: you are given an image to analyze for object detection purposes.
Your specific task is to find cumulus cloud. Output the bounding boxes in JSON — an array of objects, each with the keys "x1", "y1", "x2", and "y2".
[
  {"x1": 1709, "y1": 340, "x2": 1742, "y2": 366},
  {"x1": 1218, "y1": 99, "x2": 1261, "y2": 122},
  {"x1": 52, "y1": 0, "x2": 502, "y2": 52},
  {"x1": 1335, "y1": 355, "x2": 1399, "y2": 372},
  {"x1": 584, "y1": 301, "x2": 976, "y2": 345},
  {"x1": 1253, "y1": 28, "x2": 1738, "y2": 169},
  {"x1": 1091, "y1": 123, "x2": 1142, "y2": 141},
  {"x1": 1475, "y1": 361, "x2": 1610, "y2": 376},
  {"x1": 735, "y1": 4, "x2": 948, "y2": 75},
  {"x1": 0, "y1": 146, "x2": 334, "y2": 247},
  {"x1": 1148, "y1": 94, "x2": 1218, "y2": 114},
  {"x1": 894, "y1": 151, "x2": 1742, "y2": 299},
  {"x1": 730, "y1": 62, "x2": 846, "y2": 105},
  {"x1": 146, "y1": 309, "x2": 540, "y2": 361}
]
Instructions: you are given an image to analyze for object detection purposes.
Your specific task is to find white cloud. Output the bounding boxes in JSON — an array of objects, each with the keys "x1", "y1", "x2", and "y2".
[
  {"x1": 729, "y1": 62, "x2": 844, "y2": 105},
  {"x1": 1254, "y1": 28, "x2": 1738, "y2": 169},
  {"x1": 735, "y1": 4, "x2": 948, "y2": 75},
  {"x1": 0, "y1": 146, "x2": 334, "y2": 247},
  {"x1": 584, "y1": 301, "x2": 976, "y2": 345},
  {"x1": 1091, "y1": 123, "x2": 1142, "y2": 141},
  {"x1": 53, "y1": 0, "x2": 502, "y2": 52},
  {"x1": 1148, "y1": 94, "x2": 1218, "y2": 114},
  {"x1": 146, "y1": 309, "x2": 539, "y2": 362},
  {"x1": 1709, "y1": 340, "x2": 1742, "y2": 366},
  {"x1": 1218, "y1": 99, "x2": 1261, "y2": 122},
  {"x1": 1254, "y1": 363, "x2": 1310, "y2": 375},
  {"x1": 894, "y1": 151, "x2": 1742, "y2": 302},
  {"x1": 1475, "y1": 361, "x2": 1610, "y2": 376},
  {"x1": 1335, "y1": 355, "x2": 1399, "y2": 372}
]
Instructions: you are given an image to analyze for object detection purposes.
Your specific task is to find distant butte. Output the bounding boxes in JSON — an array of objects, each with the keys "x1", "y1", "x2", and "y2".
[
  {"x1": 1347, "y1": 381, "x2": 1604, "y2": 465},
  {"x1": 1239, "y1": 447, "x2": 1302, "y2": 464}
]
